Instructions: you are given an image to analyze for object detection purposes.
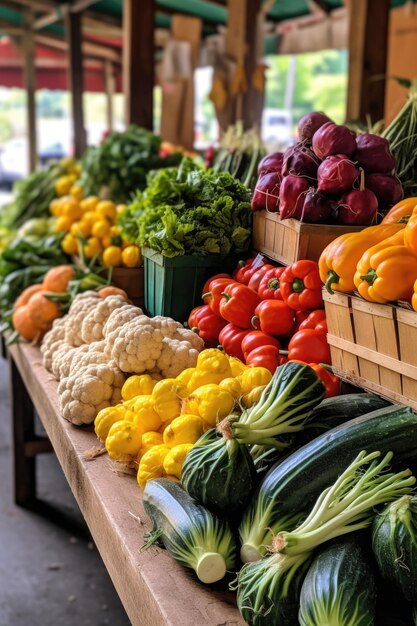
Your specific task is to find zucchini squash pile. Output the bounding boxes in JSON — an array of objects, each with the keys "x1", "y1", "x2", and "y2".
[{"x1": 140, "y1": 361, "x2": 417, "y2": 624}]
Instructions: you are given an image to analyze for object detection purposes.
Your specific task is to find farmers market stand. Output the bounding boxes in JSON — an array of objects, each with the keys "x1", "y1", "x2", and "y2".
[{"x1": 7, "y1": 341, "x2": 243, "y2": 626}]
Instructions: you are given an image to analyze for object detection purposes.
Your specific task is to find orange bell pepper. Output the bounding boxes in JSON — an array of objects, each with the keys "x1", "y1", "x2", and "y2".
[
  {"x1": 381, "y1": 197, "x2": 417, "y2": 224},
  {"x1": 355, "y1": 245, "x2": 417, "y2": 303},
  {"x1": 319, "y1": 223, "x2": 405, "y2": 294},
  {"x1": 354, "y1": 229, "x2": 405, "y2": 293},
  {"x1": 404, "y1": 208, "x2": 417, "y2": 255},
  {"x1": 412, "y1": 278, "x2": 417, "y2": 312}
]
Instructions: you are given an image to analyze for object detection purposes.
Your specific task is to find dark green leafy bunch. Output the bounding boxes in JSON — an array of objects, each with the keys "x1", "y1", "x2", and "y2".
[
  {"x1": 0, "y1": 161, "x2": 69, "y2": 229},
  {"x1": 119, "y1": 157, "x2": 252, "y2": 257},
  {"x1": 79, "y1": 125, "x2": 182, "y2": 203}
]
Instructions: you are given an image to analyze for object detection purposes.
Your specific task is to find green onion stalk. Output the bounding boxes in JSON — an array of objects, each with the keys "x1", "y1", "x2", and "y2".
[
  {"x1": 236, "y1": 450, "x2": 415, "y2": 626},
  {"x1": 382, "y1": 81, "x2": 417, "y2": 197}
]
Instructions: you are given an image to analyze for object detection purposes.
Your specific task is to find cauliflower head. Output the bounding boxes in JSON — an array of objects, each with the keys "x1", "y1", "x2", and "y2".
[
  {"x1": 65, "y1": 292, "x2": 101, "y2": 347},
  {"x1": 41, "y1": 317, "x2": 67, "y2": 371},
  {"x1": 109, "y1": 316, "x2": 165, "y2": 374},
  {"x1": 80, "y1": 295, "x2": 130, "y2": 343},
  {"x1": 156, "y1": 338, "x2": 200, "y2": 378},
  {"x1": 58, "y1": 362, "x2": 126, "y2": 425}
]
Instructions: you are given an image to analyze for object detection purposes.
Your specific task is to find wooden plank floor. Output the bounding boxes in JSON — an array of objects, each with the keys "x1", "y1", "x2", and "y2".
[{"x1": 8, "y1": 342, "x2": 244, "y2": 626}]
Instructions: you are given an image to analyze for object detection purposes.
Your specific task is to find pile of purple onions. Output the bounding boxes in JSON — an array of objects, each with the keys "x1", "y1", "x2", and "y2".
[{"x1": 251, "y1": 111, "x2": 404, "y2": 225}]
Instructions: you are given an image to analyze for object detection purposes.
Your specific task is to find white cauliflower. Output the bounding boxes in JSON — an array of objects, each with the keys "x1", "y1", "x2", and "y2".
[
  {"x1": 68, "y1": 341, "x2": 108, "y2": 374},
  {"x1": 156, "y1": 338, "x2": 200, "y2": 378},
  {"x1": 58, "y1": 362, "x2": 126, "y2": 425},
  {"x1": 173, "y1": 327, "x2": 205, "y2": 351},
  {"x1": 41, "y1": 317, "x2": 67, "y2": 371},
  {"x1": 80, "y1": 295, "x2": 129, "y2": 343},
  {"x1": 152, "y1": 316, "x2": 183, "y2": 337},
  {"x1": 109, "y1": 316, "x2": 165, "y2": 373},
  {"x1": 50, "y1": 344, "x2": 80, "y2": 379},
  {"x1": 103, "y1": 304, "x2": 144, "y2": 339},
  {"x1": 65, "y1": 292, "x2": 101, "y2": 346}
]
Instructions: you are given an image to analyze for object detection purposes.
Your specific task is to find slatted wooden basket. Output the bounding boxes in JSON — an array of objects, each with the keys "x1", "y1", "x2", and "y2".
[
  {"x1": 253, "y1": 211, "x2": 364, "y2": 265},
  {"x1": 324, "y1": 290, "x2": 417, "y2": 411}
]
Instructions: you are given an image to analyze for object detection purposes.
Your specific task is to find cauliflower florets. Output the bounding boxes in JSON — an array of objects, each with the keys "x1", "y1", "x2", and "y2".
[
  {"x1": 58, "y1": 362, "x2": 126, "y2": 425},
  {"x1": 173, "y1": 327, "x2": 205, "y2": 351},
  {"x1": 65, "y1": 292, "x2": 101, "y2": 346},
  {"x1": 156, "y1": 338, "x2": 200, "y2": 378},
  {"x1": 80, "y1": 295, "x2": 129, "y2": 343},
  {"x1": 41, "y1": 317, "x2": 67, "y2": 371},
  {"x1": 109, "y1": 316, "x2": 165, "y2": 373}
]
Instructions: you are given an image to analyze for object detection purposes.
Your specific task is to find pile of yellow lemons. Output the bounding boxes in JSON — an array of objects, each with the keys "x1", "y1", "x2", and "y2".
[{"x1": 50, "y1": 181, "x2": 142, "y2": 268}]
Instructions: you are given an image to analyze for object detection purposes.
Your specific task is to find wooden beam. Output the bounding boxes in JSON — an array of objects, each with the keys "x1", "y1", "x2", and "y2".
[
  {"x1": 23, "y1": 8, "x2": 37, "y2": 172},
  {"x1": 104, "y1": 59, "x2": 115, "y2": 132},
  {"x1": 0, "y1": 20, "x2": 23, "y2": 35},
  {"x1": 123, "y1": 0, "x2": 155, "y2": 128},
  {"x1": 66, "y1": 10, "x2": 86, "y2": 157},
  {"x1": 242, "y1": 0, "x2": 262, "y2": 129},
  {"x1": 70, "y1": 0, "x2": 100, "y2": 12},
  {"x1": 346, "y1": 0, "x2": 391, "y2": 123},
  {"x1": 7, "y1": 0, "x2": 55, "y2": 12},
  {"x1": 33, "y1": 5, "x2": 68, "y2": 31}
]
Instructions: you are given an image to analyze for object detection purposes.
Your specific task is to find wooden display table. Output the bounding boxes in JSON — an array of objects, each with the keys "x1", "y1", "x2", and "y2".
[{"x1": 8, "y1": 342, "x2": 243, "y2": 626}]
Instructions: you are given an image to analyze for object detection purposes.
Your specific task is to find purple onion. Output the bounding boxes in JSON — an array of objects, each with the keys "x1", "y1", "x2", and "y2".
[
  {"x1": 282, "y1": 143, "x2": 319, "y2": 179},
  {"x1": 337, "y1": 188, "x2": 378, "y2": 225},
  {"x1": 279, "y1": 175, "x2": 310, "y2": 220},
  {"x1": 298, "y1": 111, "x2": 333, "y2": 143},
  {"x1": 355, "y1": 133, "x2": 396, "y2": 174},
  {"x1": 312, "y1": 122, "x2": 357, "y2": 160},
  {"x1": 251, "y1": 171, "x2": 282, "y2": 212},
  {"x1": 317, "y1": 155, "x2": 359, "y2": 195},
  {"x1": 300, "y1": 188, "x2": 334, "y2": 223},
  {"x1": 257, "y1": 152, "x2": 284, "y2": 176},
  {"x1": 365, "y1": 173, "x2": 404, "y2": 213}
]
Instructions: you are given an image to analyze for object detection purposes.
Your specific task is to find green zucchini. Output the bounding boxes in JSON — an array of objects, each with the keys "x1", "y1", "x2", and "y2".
[
  {"x1": 252, "y1": 393, "x2": 389, "y2": 477},
  {"x1": 182, "y1": 362, "x2": 324, "y2": 520},
  {"x1": 375, "y1": 572, "x2": 414, "y2": 626},
  {"x1": 372, "y1": 495, "x2": 417, "y2": 602},
  {"x1": 239, "y1": 404, "x2": 417, "y2": 563},
  {"x1": 299, "y1": 535, "x2": 377, "y2": 626},
  {"x1": 180, "y1": 428, "x2": 258, "y2": 522},
  {"x1": 143, "y1": 478, "x2": 237, "y2": 584}
]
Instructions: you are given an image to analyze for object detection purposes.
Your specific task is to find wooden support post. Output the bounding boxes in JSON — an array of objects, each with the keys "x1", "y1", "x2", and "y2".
[
  {"x1": 346, "y1": 0, "x2": 391, "y2": 123},
  {"x1": 66, "y1": 10, "x2": 86, "y2": 157},
  {"x1": 123, "y1": 0, "x2": 155, "y2": 129},
  {"x1": 10, "y1": 357, "x2": 37, "y2": 507},
  {"x1": 104, "y1": 59, "x2": 115, "y2": 132},
  {"x1": 23, "y1": 8, "x2": 37, "y2": 172},
  {"x1": 242, "y1": 0, "x2": 262, "y2": 129}
]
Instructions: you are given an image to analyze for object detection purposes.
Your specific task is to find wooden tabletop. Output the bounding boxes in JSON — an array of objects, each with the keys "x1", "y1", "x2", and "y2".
[{"x1": 8, "y1": 342, "x2": 244, "y2": 626}]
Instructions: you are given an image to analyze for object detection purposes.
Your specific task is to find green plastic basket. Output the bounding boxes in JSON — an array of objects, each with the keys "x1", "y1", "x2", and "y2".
[{"x1": 143, "y1": 248, "x2": 239, "y2": 322}]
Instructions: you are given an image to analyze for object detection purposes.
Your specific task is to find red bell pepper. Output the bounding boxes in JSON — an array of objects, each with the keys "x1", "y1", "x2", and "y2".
[
  {"x1": 251, "y1": 300, "x2": 295, "y2": 337},
  {"x1": 187, "y1": 305, "x2": 227, "y2": 348},
  {"x1": 202, "y1": 273, "x2": 231, "y2": 296},
  {"x1": 247, "y1": 264, "x2": 275, "y2": 292},
  {"x1": 309, "y1": 363, "x2": 340, "y2": 398},
  {"x1": 202, "y1": 277, "x2": 235, "y2": 316},
  {"x1": 286, "y1": 329, "x2": 331, "y2": 364},
  {"x1": 258, "y1": 267, "x2": 285, "y2": 300},
  {"x1": 246, "y1": 345, "x2": 288, "y2": 374},
  {"x1": 294, "y1": 310, "x2": 310, "y2": 332},
  {"x1": 233, "y1": 255, "x2": 267, "y2": 284},
  {"x1": 241, "y1": 330, "x2": 280, "y2": 360},
  {"x1": 280, "y1": 260, "x2": 324, "y2": 311},
  {"x1": 219, "y1": 283, "x2": 261, "y2": 328},
  {"x1": 299, "y1": 309, "x2": 328, "y2": 334},
  {"x1": 219, "y1": 323, "x2": 250, "y2": 360}
]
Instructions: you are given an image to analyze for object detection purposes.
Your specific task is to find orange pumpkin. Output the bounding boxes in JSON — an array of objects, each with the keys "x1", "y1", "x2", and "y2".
[
  {"x1": 13, "y1": 284, "x2": 44, "y2": 309},
  {"x1": 98, "y1": 286, "x2": 129, "y2": 300},
  {"x1": 26, "y1": 292, "x2": 61, "y2": 330},
  {"x1": 42, "y1": 265, "x2": 75, "y2": 293},
  {"x1": 12, "y1": 306, "x2": 44, "y2": 342}
]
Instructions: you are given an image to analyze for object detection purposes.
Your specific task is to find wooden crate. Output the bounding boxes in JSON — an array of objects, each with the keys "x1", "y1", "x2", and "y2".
[
  {"x1": 253, "y1": 211, "x2": 364, "y2": 265},
  {"x1": 324, "y1": 291, "x2": 417, "y2": 411},
  {"x1": 111, "y1": 266, "x2": 144, "y2": 308}
]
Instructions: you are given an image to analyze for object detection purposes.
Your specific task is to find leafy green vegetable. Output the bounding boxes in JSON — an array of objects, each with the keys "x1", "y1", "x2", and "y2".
[
  {"x1": 0, "y1": 161, "x2": 69, "y2": 229},
  {"x1": 120, "y1": 157, "x2": 252, "y2": 257},
  {"x1": 79, "y1": 125, "x2": 182, "y2": 203}
]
